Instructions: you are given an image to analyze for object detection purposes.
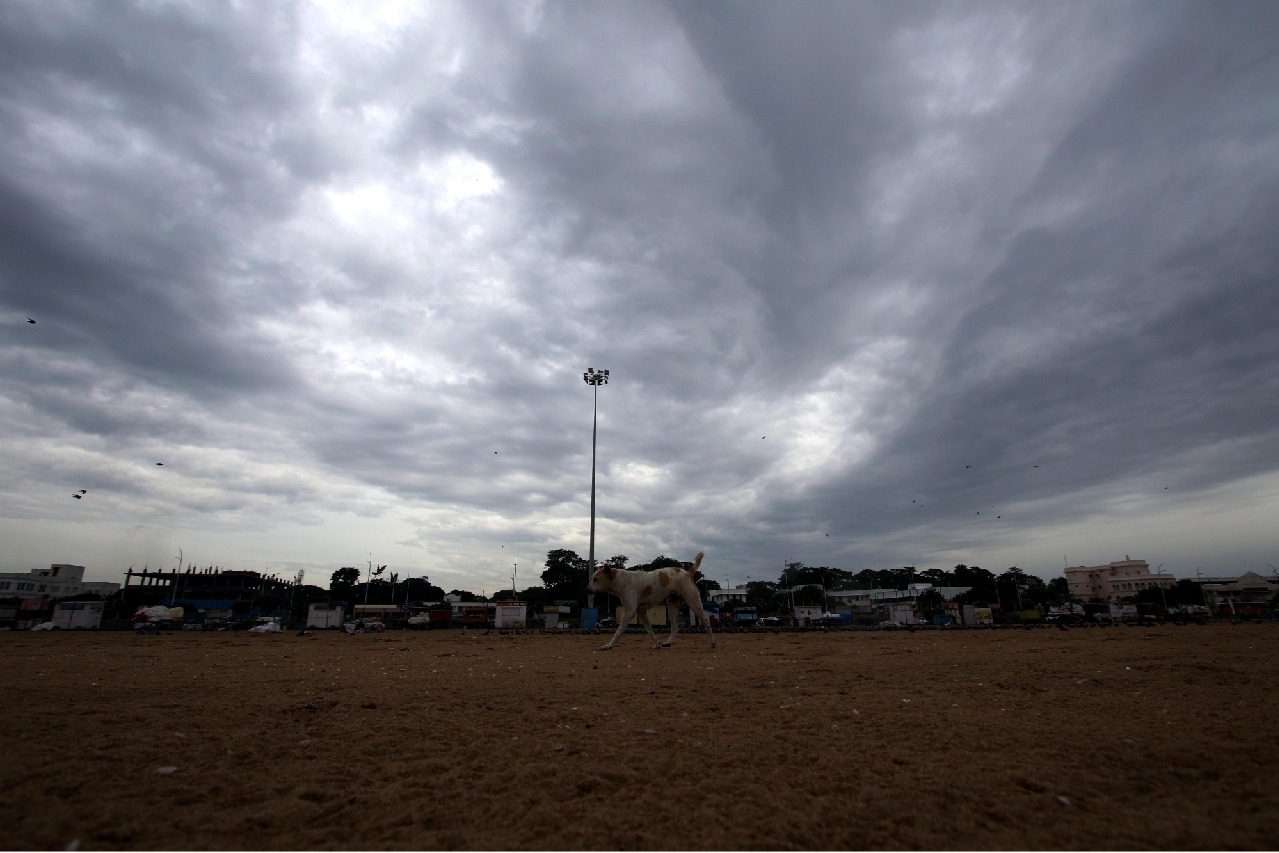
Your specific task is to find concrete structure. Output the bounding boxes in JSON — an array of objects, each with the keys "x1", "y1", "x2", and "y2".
[
  {"x1": 1200, "y1": 572, "x2": 1277, "y2": 616},
  {"x1": 1064, "y1": 556, "x2": 1175, "y2": 602},
  {"x1": 707, "y1": 586, "x2": 749, "y2": 604},
  {"x1": 828, "y1": 584, "x2": 972, "y2": 608},
  {"x1": 307, "y1": 603, "x2": 345, "y2": 629},
  {"x1": 122, "y1": 566, "x2": 292, "y2": 612},
  {"x1": 494, "y1": 602, "x2": 528, "y2": 629},
  {"x1": 51, "y1": 600, "x2": 105, "y2": 629},
  {"x1": 0, "y1": 565, "x2": 118, "y2": 599}
]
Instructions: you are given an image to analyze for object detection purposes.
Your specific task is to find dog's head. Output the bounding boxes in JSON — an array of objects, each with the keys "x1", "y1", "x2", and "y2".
[{"x1": 586, "y1": 564, "x2": 616, "y2": 594}]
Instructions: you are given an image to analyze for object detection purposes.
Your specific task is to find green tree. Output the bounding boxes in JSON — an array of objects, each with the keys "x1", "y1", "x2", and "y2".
[
  {"x1": 632, "y1": 555, "x2": 684, "y2": 572},
  {"x1": 1045, "y1": 577, "x2": 1072, "y2": 604},
  {"x1": 743, "y1": 581, "x2": 778, "y2": 611},
  {"x1": 330, "y1": 567, "x2": 359, "y2": 600},
  {"x1": 919, "y1": 567, "x2": 954, "y2": 587},
  {"x1": 541, "y1": 549, "x2": 588, "y2": 600},
  {"x1": 400, "y1": 576, "x2": 445, "y2": 604},
  {"x1": 513, "y1": 585, "x2": 548, "y2": 610},
  {"x1": 995, "y1": 567, "x2": 1046, "y2": 612},
  {"x1": 916, "y1": 588, "x2": 945, "y2": 621},
  {"x1": 954, "y1": 565, "x2": 998, "y2": 605},
  {"x1": 694, "y1": 576, "x2": 721, "y2": 600}
]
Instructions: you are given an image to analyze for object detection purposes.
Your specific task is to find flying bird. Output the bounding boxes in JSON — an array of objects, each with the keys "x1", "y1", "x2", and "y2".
[
  {"x1": 79, "y1": 489, "x2": 87, "y2": 494},
  {"x1": 966, "y1": 465, "x2": 971, "y2": 469},
  {"x1": 156, "y1": 462, "x2": 164, "y2": 466},
  {"x1": 72, "y1": 494, "x2": 82, "y2": 499},
  {"x1": 27, "y1": 318, "x2": 36, "y2": 324}
]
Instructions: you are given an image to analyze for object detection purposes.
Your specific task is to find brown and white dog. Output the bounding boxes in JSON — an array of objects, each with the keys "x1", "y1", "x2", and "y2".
[{"x1": 586, "y1": 551, "x2": 716, "y2": 651}]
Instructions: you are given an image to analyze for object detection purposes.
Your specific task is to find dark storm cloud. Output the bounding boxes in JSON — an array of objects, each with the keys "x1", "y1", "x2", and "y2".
[
  {"x1": 0, "y1": 2, "x2": 313, "y2": 401},
  {"x1": 1, "y1": 0, "x2": 1276, "y2": 585},
  {"x1": 775, "y1": 1, "x2": 1279, "y2": 563}
]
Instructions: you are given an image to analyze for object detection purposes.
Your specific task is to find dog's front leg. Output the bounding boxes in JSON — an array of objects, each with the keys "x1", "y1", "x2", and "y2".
[
  {"x1": 600, "y1": 605, "x2": 632, "y2": 650},
  {"x1": 637, "y1": 608, "x2": 663, "y2": 649}
]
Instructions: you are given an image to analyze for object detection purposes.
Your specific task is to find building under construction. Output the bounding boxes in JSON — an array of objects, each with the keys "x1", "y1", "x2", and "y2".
[{"x1": 121, "y1": 566, "x2": 294, "y2": 617}]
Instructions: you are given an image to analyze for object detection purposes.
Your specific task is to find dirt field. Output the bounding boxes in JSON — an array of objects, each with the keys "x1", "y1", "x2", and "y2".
[{"x1": 1, "y1": 622, "x2": 1276, "y2": 850}]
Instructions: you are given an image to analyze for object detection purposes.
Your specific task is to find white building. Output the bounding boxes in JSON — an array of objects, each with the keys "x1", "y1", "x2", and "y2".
[
  {"x1": 0, "y1": 565, "x2": 119, "y2": 599},
  {"x1": 1063, "y1": 556, "x2": 1175, "y2": 602},
  {"x1": 828, "y1": 584, "x2": 972, "y2": 608},
  {"x1": 707, "y1": 586, "x2": 749, "y2": 604}
]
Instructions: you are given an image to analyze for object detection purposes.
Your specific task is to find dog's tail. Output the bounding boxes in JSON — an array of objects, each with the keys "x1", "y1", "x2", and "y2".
[{"x1": 688, "y1": 551, "x2": 704, "y2": 576}]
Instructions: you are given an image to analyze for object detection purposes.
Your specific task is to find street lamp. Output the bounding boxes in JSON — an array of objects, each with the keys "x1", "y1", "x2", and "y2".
[{"x1": 583, "y1": 367, "x2": 609, "y2": 608}]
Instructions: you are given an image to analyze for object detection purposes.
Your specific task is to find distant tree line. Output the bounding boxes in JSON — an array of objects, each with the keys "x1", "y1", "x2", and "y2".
[{"x1": 321, "y1": 552, "x2": 1223, "y2": 619}]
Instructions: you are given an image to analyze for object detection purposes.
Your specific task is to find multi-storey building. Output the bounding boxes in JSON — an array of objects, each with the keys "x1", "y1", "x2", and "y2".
[
  {"x1": 0, "y1": 564, "x2": 119, "y2": 598},
  {"x1": 1063, "y1": 556, "x2": 1175, "y2": 602}
]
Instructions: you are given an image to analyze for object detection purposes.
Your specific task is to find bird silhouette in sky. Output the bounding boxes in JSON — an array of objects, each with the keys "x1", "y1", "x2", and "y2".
[
  {"x1": 27, "y1": 318, "x2": 36, "y2": 324},
  {"x1": 72, "y1": 493, "x2": 83, "y2": 499}
]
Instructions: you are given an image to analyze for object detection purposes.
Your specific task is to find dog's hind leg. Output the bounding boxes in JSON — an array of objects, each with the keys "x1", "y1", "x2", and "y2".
[
  {"x1": 637, "y1": 608, "x2": 663, "y2": 649},
  {"x1": 687, "y1": 597, "x2": 717, "y2": 648},
  {"x1": 661, "y1": 599, "x2": 681, "y2": 647}
]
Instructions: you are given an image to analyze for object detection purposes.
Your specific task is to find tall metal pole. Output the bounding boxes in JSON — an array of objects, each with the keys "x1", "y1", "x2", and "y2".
[
  {"x1": 589, "y1": 380, "x2": 599, "y2": 576},
  {"x1": 171, "y1": 548, "x2": 182, "y2": 605},
  {"x1": 785, "y1": 562, "x2": 792, "y2": 613},
  {"x1": 583, "y1": 367, "x2": 609, "y2": 608}
]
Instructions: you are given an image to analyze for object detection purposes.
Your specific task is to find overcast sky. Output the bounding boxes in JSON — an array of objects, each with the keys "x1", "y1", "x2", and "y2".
[{"x1": 2, "y1": 0, "x2": 1277, "y2": 593}]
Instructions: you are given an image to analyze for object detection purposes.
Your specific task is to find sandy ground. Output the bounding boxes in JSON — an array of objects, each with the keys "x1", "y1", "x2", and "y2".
[{"x1": 1, "y1": 622, "x2": 1277, "y2": 851}]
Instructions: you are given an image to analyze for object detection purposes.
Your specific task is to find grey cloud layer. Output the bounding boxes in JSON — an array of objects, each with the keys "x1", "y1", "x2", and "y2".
[{"x1": 1, "y1": 1, "x2": 1276, "y2": 586}]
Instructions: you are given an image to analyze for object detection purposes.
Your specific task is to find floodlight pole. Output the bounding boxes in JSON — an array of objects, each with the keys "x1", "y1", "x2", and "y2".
[{"x1": 583, "y1": 367, "x2": 609, "y2": 608}]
